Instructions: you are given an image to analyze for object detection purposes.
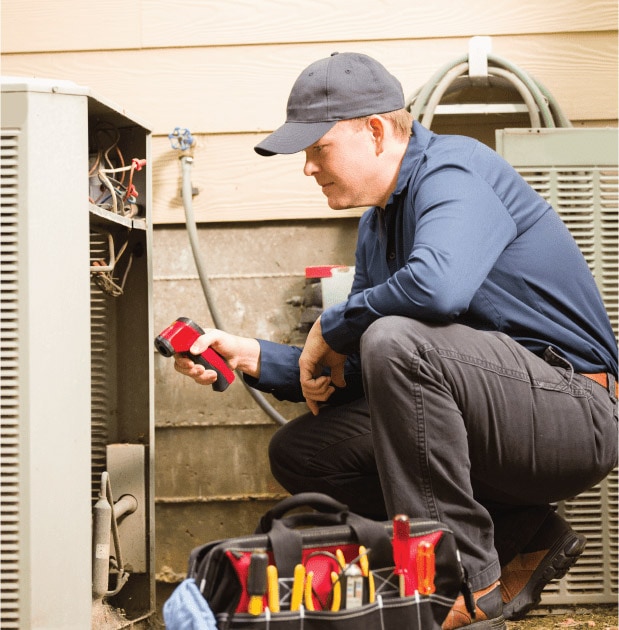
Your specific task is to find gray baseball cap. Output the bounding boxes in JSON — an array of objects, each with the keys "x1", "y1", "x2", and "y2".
[{"x1": 254, "y1": 52, "x2": 405, "y2": 156}]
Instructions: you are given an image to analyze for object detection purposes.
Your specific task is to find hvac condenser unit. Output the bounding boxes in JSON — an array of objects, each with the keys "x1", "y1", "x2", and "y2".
[
  {"x1": 497, "y1": 127, "x2": 618, "y2": 606},
  {"x1": 1, "y1": 78, "x2": 154, "y2": 629}
]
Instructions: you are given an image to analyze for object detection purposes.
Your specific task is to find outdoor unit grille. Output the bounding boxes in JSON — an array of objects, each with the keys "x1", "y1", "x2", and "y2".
[
  {"x1": 497, "y1": 127, "x2": 618, "y2": 605},
  {"x1": 0, "y1": 81, "x2": 93, "y2": 630},
  {"x1": 90, "y1": 230, "x2": 114, "y2": 504},
  {"x1": 1, "y1": 129, "x2": 21, "y2": 630},
  {"x1": 1, "y1": 78, "x2": 153, "y2": 629}
]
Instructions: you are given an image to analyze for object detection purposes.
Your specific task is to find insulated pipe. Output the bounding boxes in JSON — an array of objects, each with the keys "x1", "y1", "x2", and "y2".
[
  {"x1": 92, "y1": 473, "x2": 134, "y2": 601},
  {"x1": 113, "y1": 494, "x2": 138, "y2": 521},
  {"x1": 180, "y1": 155, "x2": 288, "y2": 425},
  {"x1": 92, "y1": 473, "x2": 113, "y2": 600}
]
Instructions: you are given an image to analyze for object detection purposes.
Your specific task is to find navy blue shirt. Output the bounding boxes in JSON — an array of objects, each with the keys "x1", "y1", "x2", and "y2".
[{"x1": 247, "y1": 122, "x2": 617, "y2": 402}]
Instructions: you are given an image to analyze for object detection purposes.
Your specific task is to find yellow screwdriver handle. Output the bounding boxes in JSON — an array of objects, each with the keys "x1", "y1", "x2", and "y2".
[
  {"x1": 359, "y1": 545, "x2": 375, "y2": 603},
  {"x1": 267, "y1": 564, "x2": 280, "y2": 613},
  {"x1": 330, "y1": 571, "x2": 342, "y2": 611},
  {"x1": 304, "y1": 570, "x2": 315, "y2": 611},
  {"x1": 290, "y1": 564, "x2": 305, "y2": 612}
]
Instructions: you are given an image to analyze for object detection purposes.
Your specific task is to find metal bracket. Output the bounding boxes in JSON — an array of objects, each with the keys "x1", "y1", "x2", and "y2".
[{"x1": 468, "y1": 36, "x2": 492, "y2": 86}]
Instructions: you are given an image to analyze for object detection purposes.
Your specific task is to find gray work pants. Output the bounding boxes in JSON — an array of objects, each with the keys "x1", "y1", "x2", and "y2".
[{"x1": 269, "y1": 317, "x2": 618, "y2": 591}]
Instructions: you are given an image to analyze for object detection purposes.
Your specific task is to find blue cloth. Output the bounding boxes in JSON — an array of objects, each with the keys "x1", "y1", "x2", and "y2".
[
  {"x1": 245, "y1": 122, "x2": 616, "y2": 402},
  {"x1": 163, "y1": 578, "x2": 218, "y2": 630}
]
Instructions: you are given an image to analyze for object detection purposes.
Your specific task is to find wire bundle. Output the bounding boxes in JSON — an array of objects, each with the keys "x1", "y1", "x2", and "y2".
[
  {"x1": 88, "y1": 122, "x2": 146, "y2": 217},
  {"x1": 90, "y1": 230, "x2": 133, "y2": 297},
  {"x1": 88, "y1": 122, "x2": 145, "y2": 296}
]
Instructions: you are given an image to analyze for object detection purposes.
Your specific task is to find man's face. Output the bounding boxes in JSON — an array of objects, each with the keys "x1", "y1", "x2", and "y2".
[{"x1": 303, "y1": 119, "x2": 385, "y2": 210}]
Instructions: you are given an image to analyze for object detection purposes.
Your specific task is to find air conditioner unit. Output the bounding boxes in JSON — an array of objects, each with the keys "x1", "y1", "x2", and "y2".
[
  {"x1": 497, "y1": 127, "x2": 618, "y2": 605},
  {"x1": 1, "y1": 78, "x2": 154, "y2": 629}
]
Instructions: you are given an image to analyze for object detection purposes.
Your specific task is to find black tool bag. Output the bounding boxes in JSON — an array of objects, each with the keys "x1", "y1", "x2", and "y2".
[{"x1": 186, "y1": 493, "x2": 465, "y2": 629}]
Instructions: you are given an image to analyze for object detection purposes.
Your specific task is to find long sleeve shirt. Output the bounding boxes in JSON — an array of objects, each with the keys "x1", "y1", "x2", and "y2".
[{"x1": 245, "y1": 122, "x2": 617, "y2": 403}]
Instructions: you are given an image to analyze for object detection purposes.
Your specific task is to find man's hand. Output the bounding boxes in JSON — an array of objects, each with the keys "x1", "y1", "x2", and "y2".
[
  {"x1": 299, "y1": 317, "x2": 347, "y2": 415},
  {"x1": 174, "y1": 328, "x2": 261, "y2": 387}
]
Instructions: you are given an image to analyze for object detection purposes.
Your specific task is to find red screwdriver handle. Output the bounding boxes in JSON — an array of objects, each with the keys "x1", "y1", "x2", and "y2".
[{"x1": 393, "y1": 514, "x2": 411, "y2": 597}]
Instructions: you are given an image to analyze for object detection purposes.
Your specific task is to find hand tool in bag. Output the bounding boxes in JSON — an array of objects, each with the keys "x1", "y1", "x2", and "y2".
[
  {"x1": 247, "y1": 550, "x2": 268, "y2": 615},
  {"x1": 304, "y1": 570, "x2": 315, "y2": 611},
  {"x1": 417, "y1": 540, "x2": 436, "y2": 595},
  {"x1": 359, "y1": 545, "x2": 376, "y2": 603},
  {"x1": 154, "y1": 316, "x2": 235, "y2": 391},
  {"x1": 290, "y1": 563, "x2": 305, "y2": 611},
  {"x1": 186, "y1": 492, "x2": 466, "y2": 628},
  {"x1": 335, "y1": 548, "x2": 346, "y2": 569},
  {"x1": 343, "y1": 561, "x2": 364, "y2": 609},
  {"x1": 330, "y1": 571, "x2": 341, "y2": 611},
  {"x1": 266, "y1": 564, "x2": 280, "y2": 613},
  {"x1": 393, "y1": 514, "x2": 411, "y2": 596},
  {"x1": 333, "y1": 546, "x2": 369, "y2": 610}
]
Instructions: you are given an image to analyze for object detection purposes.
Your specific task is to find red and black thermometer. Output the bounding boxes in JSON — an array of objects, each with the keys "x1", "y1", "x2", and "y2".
[{"x1": 155, "y1": 317, "x2": 235, "y2": 392}]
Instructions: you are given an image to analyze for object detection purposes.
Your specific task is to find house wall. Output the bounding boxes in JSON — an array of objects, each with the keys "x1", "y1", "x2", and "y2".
[
  {"x1": 2, "y1": 0, "x2": 617, "y2": 615},
  {"x1": 2, "y1": 1, "x2": 617, "y2": 222}
]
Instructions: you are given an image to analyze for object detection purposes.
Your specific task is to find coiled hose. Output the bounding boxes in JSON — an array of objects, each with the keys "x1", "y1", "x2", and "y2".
[{"x1": 407, "y1": 52, "x2": 571, "y2": 129}]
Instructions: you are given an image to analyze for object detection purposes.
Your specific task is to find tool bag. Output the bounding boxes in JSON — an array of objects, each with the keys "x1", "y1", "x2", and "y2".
[{"x1": 174, "y1": 493, "x2": 466, "y2": 629}]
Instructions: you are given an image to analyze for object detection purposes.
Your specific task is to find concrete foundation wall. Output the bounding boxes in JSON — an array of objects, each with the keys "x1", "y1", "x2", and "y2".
[{"x1": 153, "y1": 219, "x2": 358, "y2": 591}]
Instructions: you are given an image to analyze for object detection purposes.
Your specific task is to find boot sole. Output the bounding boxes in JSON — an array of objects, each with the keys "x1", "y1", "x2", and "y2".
[
  {"x1": 503, "y1": 531, "x2": 587, "y2": 621},
  {"x1": 464, "y1": 616, "x2": 506, "y2": 629}
]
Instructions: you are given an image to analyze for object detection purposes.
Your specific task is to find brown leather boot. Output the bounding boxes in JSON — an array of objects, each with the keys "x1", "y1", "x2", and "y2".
[
  {"x1": 442, "y1": 581, "x2": 505, "y2": 629},
  {"x1": 501, "y1": 512, "x2": 586, "y2": 620}
]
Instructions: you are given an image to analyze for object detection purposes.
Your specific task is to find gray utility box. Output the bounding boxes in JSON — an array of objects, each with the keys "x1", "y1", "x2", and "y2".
[{"x1": 1, "y1": 77, "x2": 154, "y2": 629}]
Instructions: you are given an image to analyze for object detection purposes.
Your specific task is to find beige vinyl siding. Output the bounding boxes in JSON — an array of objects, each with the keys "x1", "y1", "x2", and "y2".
[
  {"x1": 2, "y1": 0, "x2": 617, "y2": 224},
  {"x1": 2, "y1": 0, "x2": 616, "y2": 52}
]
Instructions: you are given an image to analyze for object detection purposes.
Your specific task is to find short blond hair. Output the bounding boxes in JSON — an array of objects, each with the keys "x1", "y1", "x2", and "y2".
[{"x1": 352, "y1": 109, "x2": 413, "y2": 140}]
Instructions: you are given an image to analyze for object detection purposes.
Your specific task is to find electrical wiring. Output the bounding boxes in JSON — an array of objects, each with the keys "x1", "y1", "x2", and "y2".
[
  {"x1": 90, "y1": 230, "x2": 134, "y2": 297},
  {"x1": 89, "y1": 122, "x2": 145, "y2": 218},
  {"x1": 89, "y1": 123, "x2": 145, "y2": 297}
]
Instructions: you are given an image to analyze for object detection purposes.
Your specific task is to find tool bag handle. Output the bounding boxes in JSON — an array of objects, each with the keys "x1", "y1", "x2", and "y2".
[
  {"x1": 255, "y1": 492, "x2": 393, "y2": 579},
  {"x1": 255, "y1": 492, "x2": 350, "y2": 533}
]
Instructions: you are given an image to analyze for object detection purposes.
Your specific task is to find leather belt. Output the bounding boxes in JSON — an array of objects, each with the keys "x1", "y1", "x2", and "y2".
[{"x1": 581, "y1": 372, "x2": 618, "y2": 397}]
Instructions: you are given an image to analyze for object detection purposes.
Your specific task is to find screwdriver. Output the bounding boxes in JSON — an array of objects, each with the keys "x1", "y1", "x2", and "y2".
[
  {"x1": 335, "y1": 548, "x2": 346, "y2": 570},
  {"x1": 267, "y1": 564, "x2": 280, "y2": 613},
  {"x1": 304, "y1": 570, "x2": 315, "y2": 611},
  {"x1": 393, "y1": 514, "x2": 411, "y2": 597},
  {"x1": 247, "y1": 550, "x2": 268, "y2": 615},
  {"x1": 330, "y1": 571, "x2": 342, "y2": 611},
  {"x1": 359, "y1": 545, "x2": 375, "y2": 603},
  {"x1": 290, "y1": 563, "x2": 306, "y2": 612},
  {"x1": 417, "y1": 540, "x2": 436, "y2": 595}
]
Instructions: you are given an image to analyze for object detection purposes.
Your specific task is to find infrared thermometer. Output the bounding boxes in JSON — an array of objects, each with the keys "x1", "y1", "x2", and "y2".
[{"x1": 154, "y1": 317, "x2": 235, "y2": 392}]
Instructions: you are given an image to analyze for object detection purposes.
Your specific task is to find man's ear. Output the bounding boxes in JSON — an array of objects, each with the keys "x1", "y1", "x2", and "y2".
[{"x1": 367, "y1": 116, "x2": 386, "y2": 155}]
